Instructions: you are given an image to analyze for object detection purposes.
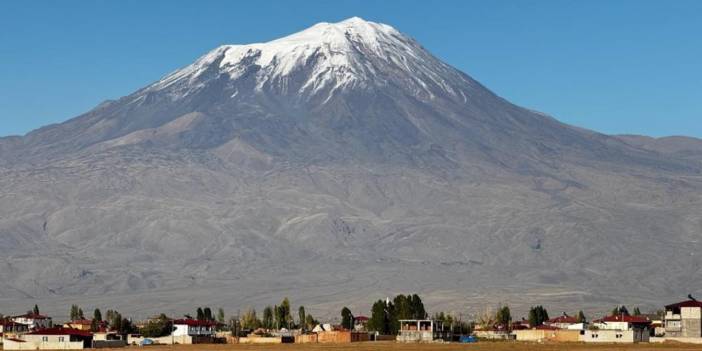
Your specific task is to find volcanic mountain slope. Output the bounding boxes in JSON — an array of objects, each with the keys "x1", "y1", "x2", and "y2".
[{"x1": 1, "y1": 18, "x2": 701, "y2": 318}]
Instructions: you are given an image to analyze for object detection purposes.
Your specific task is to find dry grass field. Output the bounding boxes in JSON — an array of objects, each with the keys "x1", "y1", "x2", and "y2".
[{"x1": 94, "y1": 341, "x2": 702, "y2": 351}]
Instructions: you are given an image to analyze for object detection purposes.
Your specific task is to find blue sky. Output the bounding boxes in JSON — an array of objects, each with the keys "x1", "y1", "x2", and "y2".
[{"x1": 1, "y1": 0, "x2": 700, "y2": 138}]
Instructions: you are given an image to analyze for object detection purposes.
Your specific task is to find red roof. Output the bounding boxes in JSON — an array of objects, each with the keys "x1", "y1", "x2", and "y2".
[
  {"x1": 354, "y1": 316, "x2": 369, "y2": 321},
  {"x1": 595, "y1": 315, "x2": 651, "y2": 324},
  {"x1": 666, "y1": 300, "x2": 702, "y2": 309},
  {"x1": 547, "y1": 315, "x2": 579, "y2": 324},
  {"x1": 27, "y1": 327, "x2": 93, "y2": 337},
  {"x1": 172, "y1": 319, "x2": 217, "y2": 327}
]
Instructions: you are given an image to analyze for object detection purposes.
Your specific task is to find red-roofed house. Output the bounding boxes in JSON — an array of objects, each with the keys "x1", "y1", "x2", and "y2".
[
  {"x1": 583, "y1": 314, "x2": 651, "y2": 343},
  {"x1": 3, "y1": 327, "x2": 92, "y2": 350},
  {"x1": 544, "y1": 313, "x2": 586, "y2": 330},
  {"x1": 353, "y1": 316, "x2": 369, "y2": 331},
  {"x1": 664, "y1": 299, "x2": 702, "y2": 338}
]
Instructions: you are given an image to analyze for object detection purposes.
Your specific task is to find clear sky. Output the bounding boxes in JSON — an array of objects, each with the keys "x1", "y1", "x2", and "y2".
[{"x1": 1, "y1": 0, "x2": 700, "y2": 138}]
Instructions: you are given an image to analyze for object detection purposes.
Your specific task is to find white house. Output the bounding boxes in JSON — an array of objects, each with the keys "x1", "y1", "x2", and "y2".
[
  {"x1": 171, "y1": 319, "x2": 216, "y2": 337},
  {"x1": 2, "y1": 327, "x2": 92, "y2": 350},
  {"x1": 11, "y1": 313, "x2": 52, "y2": 330},
  {"x1": 586, "y1": 315, "x2": 651, "y2": 343}
]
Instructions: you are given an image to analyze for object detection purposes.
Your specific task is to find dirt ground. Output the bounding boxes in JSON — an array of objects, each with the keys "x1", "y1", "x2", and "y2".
[{"x1": 94, "y1": 341, "x2": 702, "y2": 351}]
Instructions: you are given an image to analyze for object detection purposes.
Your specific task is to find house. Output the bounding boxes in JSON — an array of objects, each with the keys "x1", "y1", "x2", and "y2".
[
  {"x1": 513, "y1": 326, "x2": 581, "y2": 342},
  {"x1": 397, "y1": 319, "x2": 451, "y2": 343},
  {"x1": 587, "y1": 315, "x2": 651, "y2": 343},
  {"x1": 664, "y1": 299, "x2": 702, "y2": 338},
  {"x1": 11, "y1": 313, "x2": 52, "y2": 330},
  {"x1": 545, "y1": 313, "x2": 586, "y2": 330},
  {"x1": 3, "y1": 327, "x2": 92, "y2": 350},
  {"x1": 353, "y1": 316, "x2": 369, "y2": 331},
  {"x1": 63, "y1": 319, "x2": 93, "y2": 331},
  {"x1": 172, "y1": 319, "x2": 216, "y2": 337}
]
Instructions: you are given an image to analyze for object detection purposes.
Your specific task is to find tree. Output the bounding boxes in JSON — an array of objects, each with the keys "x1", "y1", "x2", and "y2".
[
  {"x1": 368, "y1": 299, "x2": 396, "y2": 335},
  {"x1": 70, "y1": 305, "x2": 80, "y2": 321},
  {"x1": 280, "y1": 298, "x2": 291, "y2": 329},
  {"x1": 33, "y1": 304, "x2": 40, "y2": 315},
  {"x1": 305, "y1": 314, "x2": 317, "y2": 330},
  {"x1": 612, "y1": 305, "x2": 630, "y2": 316},
  {"x1": 495, "y1": 305, "x2": 511, "y2": 329},
  {"x1": 78, "y1": 308, "x2": 84, "y2": 320},
  {"x1": 217, "y1": 308, "x2": 225, "y2": 324},
  {"x1": 262, "y1": 306, "x2": 274, "y2": 330},
  {"x1": 527, "y1": 306, "x2": 549, "y2": 327},
  {"x1": 298, "y1": 306, "x2": 306, "y2": 332},
  {"x1": 341, "y1": 307, "x2": 354, "y2": 330},
  {"x1": 140, "y1": 314, "x2": 172, "y2": 338},
  {"x1": 91, "y1": 308, "x2": 103, "y2": 332},
  {"x1": 203, "y1": 307, "x2": 213, "y2": 321},
  {"x1": 196, "y1": 307, "x2": 205, "y2": 321},
  {"x1": 240, "y1": 308, "x2": 260, "y2": 330},
  {"x1": 633, "y1": 307, "x2": 641, "y2": 316},
  {"x1": 576, "y1": 310, "x2": 586, "y2": 323}
]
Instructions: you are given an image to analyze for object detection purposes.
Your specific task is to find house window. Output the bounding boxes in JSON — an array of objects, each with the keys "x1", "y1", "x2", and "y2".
[
  {"x1": 42, "y1": 336, "x2": 48, "y2": 342},
  {"x1": 59, "y1": 337, "x2": 64, "y2": 342}
]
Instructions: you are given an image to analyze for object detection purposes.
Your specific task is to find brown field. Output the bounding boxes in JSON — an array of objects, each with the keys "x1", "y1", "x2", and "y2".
[{"x1": 94, "y1": 341, "x2": 702, "y2": 351}]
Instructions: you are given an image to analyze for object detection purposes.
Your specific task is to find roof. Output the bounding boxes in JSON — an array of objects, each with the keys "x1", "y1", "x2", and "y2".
[
  {"x1": 172, "y1": 319, "x2": 217, "y2": 327},
  {"x1": 594, "y1": 315, "x2": 651, "y2": 324},
  {"x1": 12, "y1": 313, "x2": 49, "y2": 320},
  {"x1": 535, "y1": 325, "x2": 560, "y2": 330},
  {"x1": 0, "y1": 320, "x2": 29, "y2": 327},
  {"x1": 66, "y1": 319, "x2": 93, "y2": 325},
  {"x1": 354, "y1": 316, "x2": 369, "y2": 321},
  {"x1": 547, "y1": 315, "x2": 579, "y2": 324},
  {"x1": 665, "y1": 300, "x2": 702, "y2": 309},
  {"x1": 27, "y1": 327, "x2": 93, "y2": 337}
]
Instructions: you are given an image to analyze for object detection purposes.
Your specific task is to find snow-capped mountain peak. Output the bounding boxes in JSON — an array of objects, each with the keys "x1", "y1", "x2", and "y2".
[{"x1": 148, "y1": 17, "x2": 468, "y2": 102}]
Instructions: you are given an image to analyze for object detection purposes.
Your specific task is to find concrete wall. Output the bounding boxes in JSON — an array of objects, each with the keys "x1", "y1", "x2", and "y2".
[
  {"x1": 238, "y1": 336, "x2": 282, "y2": 344},
  {"x1": 3, "y1": 339, "x2": 85, "y2": 350},
  {"x1": 580, "y1": 329, "x2": 648, "y2": 343},
  {"x1": 514, "y1": 329, "x2": 581, "y2": 342},
  {"x1": 681, "y1": 307, "x2": 702, "y2": 338}
]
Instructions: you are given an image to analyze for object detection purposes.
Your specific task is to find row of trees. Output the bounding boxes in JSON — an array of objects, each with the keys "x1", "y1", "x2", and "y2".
[
  {"x1": 367, "y1": 294, "x2": 427, "y2": 334},
  {"x1": 238, "y1": 297, "x2": 318, "y2": 332},
  {"x1": 192, "y1": 307, "x2": 225, "y2": 323}
]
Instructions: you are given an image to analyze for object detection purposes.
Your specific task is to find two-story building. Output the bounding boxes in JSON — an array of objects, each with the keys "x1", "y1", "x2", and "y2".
[
  {"x1": 397, "y1": 319, "x2": 451, "y2": 343},
  {"x1": 172, "y1": 319, "x2": 216, "y2": 337},
  {"x1": 664, "y1": 299, "x2": 702, "y2": 338},
  {"x1": 585, "y1": 315, "x2": 651, "y2": 343}
]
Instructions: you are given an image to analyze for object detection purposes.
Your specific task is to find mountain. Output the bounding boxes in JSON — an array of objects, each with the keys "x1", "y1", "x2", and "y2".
[
  {"x1": 1, "y1": 18, "x2": 701, "y2": 318},
  {"x1": 617, "y1": 135, "x2": 702, "y2": 163}
]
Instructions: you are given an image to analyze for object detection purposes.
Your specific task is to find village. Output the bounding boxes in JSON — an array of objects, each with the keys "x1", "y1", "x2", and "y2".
[{"x1": 1, "y1": 294, "x2": 702, "y2": 350}]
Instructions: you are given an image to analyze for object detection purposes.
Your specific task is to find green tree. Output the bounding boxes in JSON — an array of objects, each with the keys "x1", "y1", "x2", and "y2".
[
  {"x1": 633, "y1": 307, "x2": 641, "y2": 316},
  {"x1": 298, "y1": 306, "x2": 306, "y2": 332},
  {"x1": 495, "y1": 305, "x2": 511, "y2": 329},
  {"x1": 140, "y1": 314, "x2": 172, "y2": 338},
  {"x1": 240, "y1": 308, "x2": 260, "y2": 330},
  {"x1": 368, "y1": 299, "x2": 396, "y2": 334},
  {"x1": 262, "y1": 306, "x2": 274, "y2": 329},
  {"x1": 93, "y1": 308, "x2": 102, "y2": 322},
  {"x1": 196, "y1": 307, "x2": 205, "y2": 321},
  {"x1": 217, "y1": 308, "x2": 225, "y2": 324},
  {"x1": 305, "y1": 314, "x2": 317, "y2": 330},
  {"x1": 527, "y1": 306, "x2": 549, "y2": 327},
  {"x1": 203, "y1": 307, "x2": 213, "y2": 321},
  {"x1": 33, "y1": 304, "x2": 40, "y2": 315},
  {"x1": 576, "y1": 310, "x2": 586, "y2": 323},
  {"x1": 341, "y1": 307, "x2": 354, "y2": 330},
  {"x1": 69, "y1": 304, "x2": 85, "y2": 321},
  {"x1": 612, "y1": 305, "x2": 630, "y2": 316},
  {"x1": 280, "y1": 298, "x2": 291, "y2": 328}
]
